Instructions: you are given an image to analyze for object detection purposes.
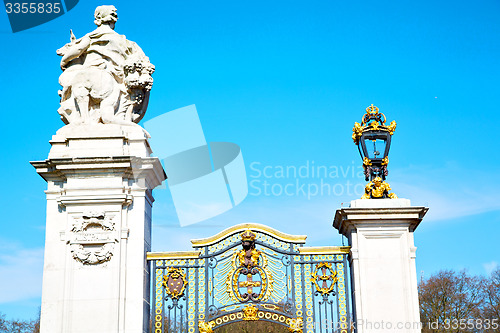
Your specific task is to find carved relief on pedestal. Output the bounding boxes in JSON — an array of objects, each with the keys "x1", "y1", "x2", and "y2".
[{"x1": 68, "y1": 211, "x2": 118, "y2": 265}]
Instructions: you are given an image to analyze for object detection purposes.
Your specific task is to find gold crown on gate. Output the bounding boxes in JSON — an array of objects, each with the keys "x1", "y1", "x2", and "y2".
[{"x1": 240, "y1": 229, "x2": 256, "y2": 241}]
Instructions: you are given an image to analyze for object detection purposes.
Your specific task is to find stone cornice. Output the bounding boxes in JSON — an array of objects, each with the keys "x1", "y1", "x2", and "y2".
[
  {"x1": 333, "y1": 205, "x2": 429, "y2": 236},
  {"x1": 31, "y1": 156, "x2": 166, "y2": 189}
]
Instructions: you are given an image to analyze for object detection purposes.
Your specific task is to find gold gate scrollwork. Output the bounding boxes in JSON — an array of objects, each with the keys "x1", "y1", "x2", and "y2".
[
  {"x1": 225, "y1": 229, "x2": 276, "y2": 303},
  {"x1": 162, "y1": 267, "x2": 187, "y2": 299},
  {"x1": 147, "y1": 224, "x2": 351, "y2": 333},
  {"x1": 311, "y1": 262, "x2": 338, "y2": 296},
  {"x1": 288, "y1": 317, "x2": 304, "y2": 332},
  {"x1": 242, "y1": 304, "x2": 259, "y2": 321},
  {"x1": 198, "y1": 320, "x2": 215, "y2": 333}
]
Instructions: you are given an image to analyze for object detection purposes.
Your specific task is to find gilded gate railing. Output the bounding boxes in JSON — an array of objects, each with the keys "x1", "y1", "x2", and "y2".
[{"x1": 147, "y1": 223, "x2": 351, "y2": 333}]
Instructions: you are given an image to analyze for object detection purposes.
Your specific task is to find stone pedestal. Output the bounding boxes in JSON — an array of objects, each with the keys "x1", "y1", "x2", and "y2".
[
  {"x1": 31, "y1": 124, "x2": 166, "y2": 333},
  {"x1": 333, "y1": 199, "x2": 428, "y2": 333}
]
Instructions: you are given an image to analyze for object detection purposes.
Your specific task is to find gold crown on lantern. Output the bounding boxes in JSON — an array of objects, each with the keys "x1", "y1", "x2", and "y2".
[{"x1": 352, "y1": 104, "x2": 396, "y2": 145}]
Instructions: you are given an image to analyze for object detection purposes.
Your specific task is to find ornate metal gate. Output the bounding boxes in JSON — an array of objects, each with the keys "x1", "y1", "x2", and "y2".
[{"x1": 147, "y1": 224, "x2": 351, "y2": 333}]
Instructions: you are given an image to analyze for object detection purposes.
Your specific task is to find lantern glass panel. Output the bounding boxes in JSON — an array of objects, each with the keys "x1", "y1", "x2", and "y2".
[{"x1": 363, "y1": 138, "x2": 387, "y2": 159}]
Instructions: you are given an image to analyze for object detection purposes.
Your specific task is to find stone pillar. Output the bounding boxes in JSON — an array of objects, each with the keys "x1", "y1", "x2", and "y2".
[
  {"x1": 31, "y1": 125, "x2": 166, "y2": 333},
  {"x1": 333, "y1": 199, "x2": 428, "y2": 333}
]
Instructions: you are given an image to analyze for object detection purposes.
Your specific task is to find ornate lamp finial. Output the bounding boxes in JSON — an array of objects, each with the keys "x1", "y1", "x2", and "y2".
[
  {"x1": 366, "y1": 104, "x2": 378, "y2": 114},
  {"x1": 352, "y1": 105, "x2": 397, "y2": 199}
]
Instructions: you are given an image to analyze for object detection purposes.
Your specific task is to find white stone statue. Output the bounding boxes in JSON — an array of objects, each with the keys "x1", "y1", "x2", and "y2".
[{"x1": 56, "y1": 5, "x2": 154, "y2": 125}]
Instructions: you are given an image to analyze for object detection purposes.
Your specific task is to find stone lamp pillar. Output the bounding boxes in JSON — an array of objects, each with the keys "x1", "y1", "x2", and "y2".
[{"x1": 333, "y1": 199, "x2": 428, "y2": 333}]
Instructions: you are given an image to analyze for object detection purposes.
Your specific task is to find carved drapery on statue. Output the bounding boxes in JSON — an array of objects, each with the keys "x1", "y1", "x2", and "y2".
[{"x1": 56, "y1": 5, "x2": 154, "y2": 126}]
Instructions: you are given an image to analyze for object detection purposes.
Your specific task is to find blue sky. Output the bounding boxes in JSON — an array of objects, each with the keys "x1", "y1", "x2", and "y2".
[{"x1": 0, "y1": 0, "x2": 499, "y2": 320}]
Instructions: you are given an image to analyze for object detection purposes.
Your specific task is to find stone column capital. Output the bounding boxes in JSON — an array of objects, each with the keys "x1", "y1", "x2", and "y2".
[
  {"x1": 31, "y1": 155, "x2": 166, "y2": 189},
  {"x1": 333, "y1": 199, "x2": 428, "y2": 236}
]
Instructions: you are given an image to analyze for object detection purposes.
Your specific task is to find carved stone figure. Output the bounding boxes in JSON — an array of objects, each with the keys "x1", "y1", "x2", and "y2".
[{"x1": 56, "y1": 5, "x2": 154, "y2": 125}]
